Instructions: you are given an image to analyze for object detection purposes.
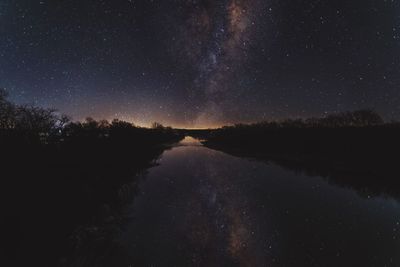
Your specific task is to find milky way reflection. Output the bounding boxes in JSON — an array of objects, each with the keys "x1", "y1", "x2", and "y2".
[{"x1": 119, "y1": 137, "x2": 400, "y2": 266}]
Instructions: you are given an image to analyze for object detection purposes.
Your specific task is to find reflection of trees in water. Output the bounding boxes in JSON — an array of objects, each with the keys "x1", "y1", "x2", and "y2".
[
  {"x1": 200, "y1": 110, "x2": 400, "y2": 201},
  {"x1": 268, "y1": 158, "x2": 397, "y2": 199},
  {"x1": 205, "y1": 145, "x2": 400, "y2": 202}
]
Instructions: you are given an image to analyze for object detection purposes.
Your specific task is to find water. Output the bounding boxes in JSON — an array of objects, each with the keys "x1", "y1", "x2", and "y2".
[{"x1": 118, "y1": 137, "x2": 400, "y2": 266}]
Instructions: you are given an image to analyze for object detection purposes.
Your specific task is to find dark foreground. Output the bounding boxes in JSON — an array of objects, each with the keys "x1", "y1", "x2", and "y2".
[
  {"x1": 1, "y1": 125, "x2": 183, "y2": 267},
  {"x1": 56, "y1": 137, "x2": 400, "y2": 266},
  {"x1": 2, "y1": 135, "x2": 400, "y2": 266}
]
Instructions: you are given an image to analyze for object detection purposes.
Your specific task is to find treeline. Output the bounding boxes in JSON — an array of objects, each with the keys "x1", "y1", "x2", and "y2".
[
  {"x1": 201, "y1": 109, "x2": 400, "y2": 156},
  {"x1": 1, "y1": 88, "x2": 183, "y2": 167},
  {"x1": 224, "y1": 109, "x2": 388, "y2": 130},
  {"x1": 203, "y1": 110, "x2": 400, "y2": 198},
  {"x1": 0, "y1": 89, "x2": 180, "y2": 147},
  {"x1": 203, "y1": 109, "x2": 400, "y2": 161},
  {"x1": 0, "y1": 89, "x2": 183, "y2": 267}
]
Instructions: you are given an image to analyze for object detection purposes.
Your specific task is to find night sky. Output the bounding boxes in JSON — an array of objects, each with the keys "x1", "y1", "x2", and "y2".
[{"x1": 1, "y1": 0, "x2": 400, "y2": 128}]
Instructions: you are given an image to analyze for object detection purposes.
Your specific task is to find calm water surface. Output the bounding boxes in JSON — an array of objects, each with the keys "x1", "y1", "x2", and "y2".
[{"x1": 118, "y1": 137, "x2": 400, "y2": 266}]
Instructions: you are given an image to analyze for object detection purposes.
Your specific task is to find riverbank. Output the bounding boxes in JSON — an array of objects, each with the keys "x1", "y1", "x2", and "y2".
[
  {"x1": 1, "y1": 127, "x2": 183, "y2": 267},
  {"x1": 202, "y1": 126, "x2": 400, "y2": 199},
  {"x1": 101, "y1": 137, "x2": 400, "y2": 267}
]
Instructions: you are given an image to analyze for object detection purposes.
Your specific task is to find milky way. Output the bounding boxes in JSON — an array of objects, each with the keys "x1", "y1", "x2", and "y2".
[
  {"x1": 173, "y1": 0, "x2": 266, "y2": 126},
  {"x1": 1, "y1": 0, "x2": 400, "y2": 127}
]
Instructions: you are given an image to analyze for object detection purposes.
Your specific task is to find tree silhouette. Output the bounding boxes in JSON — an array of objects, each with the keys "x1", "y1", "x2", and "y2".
[
  {"x1": 0, "y1": 88, "x2": 17, "y2": 129},
  {"x1": 151, "y1": 122, "x2": 165, "y2": 129}
]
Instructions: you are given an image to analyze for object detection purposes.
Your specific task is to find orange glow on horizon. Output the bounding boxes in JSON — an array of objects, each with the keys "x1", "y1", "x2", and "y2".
[{"x1": 74, "y1": 115, "x2": 227, "y2": 129}]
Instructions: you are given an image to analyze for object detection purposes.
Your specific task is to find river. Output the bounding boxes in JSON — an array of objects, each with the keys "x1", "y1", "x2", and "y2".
[{"x1": 115, "y1": 136, "x2": 400, "y2": 266}]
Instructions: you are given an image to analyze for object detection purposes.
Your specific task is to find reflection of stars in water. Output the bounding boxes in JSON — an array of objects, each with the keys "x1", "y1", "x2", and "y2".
[
  {"x1": 164, "y1": 145, "x2": 278, "y2": 265},
  {"x1": 197, "y1": 156, "x2": 264, "y2": 265}
]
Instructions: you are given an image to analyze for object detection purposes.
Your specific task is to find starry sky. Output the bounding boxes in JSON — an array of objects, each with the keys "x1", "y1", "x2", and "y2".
[{"x1": 1, "y1": 0, "x2": 400, "y2": 128}]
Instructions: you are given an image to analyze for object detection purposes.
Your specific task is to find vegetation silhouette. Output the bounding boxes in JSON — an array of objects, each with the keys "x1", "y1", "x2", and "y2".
[
  {"x1": 0, "y1": 89, "x2": 183, "y2": 266},
  {"x1": 201, "y1": 110, "x2": 400, "y2": 200}
]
